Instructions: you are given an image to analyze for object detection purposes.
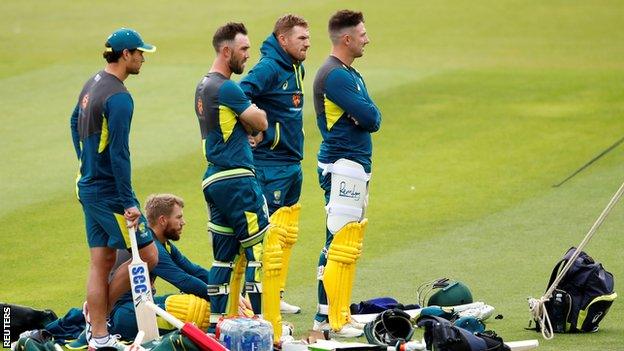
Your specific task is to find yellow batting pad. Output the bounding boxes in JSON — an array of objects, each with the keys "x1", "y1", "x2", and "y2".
[
  {"x1": 165, "y1": 294, "x2": 211, "y2": 331},
  {"x1": 269, "y1": 206, "x2": 291, "y2": 246},
  {"x1": 323, "y1": 219, "x2": 367, "y2": 331},
  {"x1": 227, "y1": 253, "x2": 247, "y2": 317},
  {"x1": 261, "y1": 225, "x2": 285, "y2": 341},
  {"x1": 280, "y1": 203, "x2": 301, "y2": 291}
]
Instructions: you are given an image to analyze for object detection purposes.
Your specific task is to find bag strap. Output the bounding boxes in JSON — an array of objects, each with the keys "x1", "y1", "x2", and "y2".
[{"x1": 547, "y1": 259, "x2": 567, "y2": 290}]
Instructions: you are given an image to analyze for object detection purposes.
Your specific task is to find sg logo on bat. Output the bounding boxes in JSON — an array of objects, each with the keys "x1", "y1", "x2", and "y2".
[{"x1": 131, "y1": 266, "x2": 149, "y2": 294}]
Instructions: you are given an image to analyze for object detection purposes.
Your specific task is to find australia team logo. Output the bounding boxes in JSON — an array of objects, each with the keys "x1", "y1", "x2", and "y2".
[
  {"x1": 196, "y1": 98, "x2": 203, "y2": 115},
  {"x1": 292, "y1": 94, "x2": 301, "y2": 107},
  {"x1": 138, "y1": 222, "x2": 147, "y2": 237},
  {"x1": 273, "y1": 190, "x2": 282, "y2": 205}
]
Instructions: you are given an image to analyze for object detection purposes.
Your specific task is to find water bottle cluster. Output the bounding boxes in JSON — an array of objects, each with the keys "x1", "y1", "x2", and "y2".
[{"x1": 216, "y1": 317, "x2": 274, "y2": 351}]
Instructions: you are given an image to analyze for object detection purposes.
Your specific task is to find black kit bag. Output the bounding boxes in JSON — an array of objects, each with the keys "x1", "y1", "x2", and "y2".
[
  {"x1": 0, "y1": 303, "x2": 58, "y2": 342},
  {"x1": 416, "y1": 315, "x2": 509, "y2": 351},
  {"x1": 542, "y1": 247, "x2": 617, "y2": 333}
]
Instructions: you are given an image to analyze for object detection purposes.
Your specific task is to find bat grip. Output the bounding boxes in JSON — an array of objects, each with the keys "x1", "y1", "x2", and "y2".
[{"x1": 127, "y1": 220, "x2": 141, "y2": 258}]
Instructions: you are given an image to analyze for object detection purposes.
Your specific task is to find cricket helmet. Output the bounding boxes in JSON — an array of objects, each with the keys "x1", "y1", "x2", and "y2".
[
  {"x1": 417, "y1": 278, "x2": 473, "y2": 307},
  {"x1": 364, "y1": 308, "x2": 414, "y2": 346}
]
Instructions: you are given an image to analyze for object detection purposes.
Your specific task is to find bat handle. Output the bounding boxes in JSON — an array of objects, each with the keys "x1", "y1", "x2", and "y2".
[
  {"x1": 127, "y1": 220, "x2": 141, "y2": 258},
  {"x1": 134, "y1": 331, "x2": 145, "y2": 345},
  {"x1": 144, "y1": 299, "x2": 184, "y2": 329}
]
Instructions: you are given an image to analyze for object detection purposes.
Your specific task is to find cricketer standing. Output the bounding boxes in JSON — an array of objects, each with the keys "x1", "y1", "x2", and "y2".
[
  {"x1": 311, "y1": 10, "x2": 382, "y2": 338},
  {"x1": 69, "y1": 28, "x2": 158, "y2": 350},
  {"x1": 193, "y1": 22, "x2": 270, "y2": 326},
  {"x1": 240, "y1": 14, "x2": 311, "y2": 315}
]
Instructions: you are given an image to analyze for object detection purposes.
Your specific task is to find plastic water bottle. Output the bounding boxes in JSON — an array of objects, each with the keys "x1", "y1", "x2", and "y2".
[
  {"x1": 240, "y1": 319, "x2": 273, "y2": 351},
  {"x1": 217, "y1": 317, "x2": 273, "y2": 351},
  {"x1": 216, "y1": 318, "x2": 237, "y2": 349},
  {"x1": 552, "y1": 293, "x2": 566, "y2": 333}
]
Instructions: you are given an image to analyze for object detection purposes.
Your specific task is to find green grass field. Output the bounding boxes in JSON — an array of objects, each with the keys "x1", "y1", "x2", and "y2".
[{"x1": 1, "y1": 1, "x2": 623, "y2": 350}]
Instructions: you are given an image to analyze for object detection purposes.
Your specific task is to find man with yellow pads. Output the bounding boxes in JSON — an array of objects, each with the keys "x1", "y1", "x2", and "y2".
[
  {"x1": 312, "y1": 10, "x2": 382, "y2": 338},
  {"x1": 240, "y1": 14, "x2": 311, "y2": 314}
]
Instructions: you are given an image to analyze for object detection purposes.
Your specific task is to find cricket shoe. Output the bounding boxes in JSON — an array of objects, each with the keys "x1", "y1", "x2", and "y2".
[
  {"x1": 456, "y1": 302, "x2": 495, "y2": 321},
  {"x1": 312, "y1": 320, "x2": 364, "y2": 338},
  {"x1": 87, "y1": 334, "x2": 125, "y2": 351},
  {"x1": 347, "y1": 318, "x2": 366, "y2": 330},
  {"x1": 280, "y1": 300, "x2": 301, "y2": 314},
  {"x1": 282, "y1": 321, "x2": 295, "y2": 336}
]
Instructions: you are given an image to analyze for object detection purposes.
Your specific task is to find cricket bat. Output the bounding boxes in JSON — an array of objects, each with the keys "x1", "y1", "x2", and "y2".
[
  {"x1": 144, "y1": 300, "x2": 227, "y2": 351},
  {"x1": 505, "y1": 339, "x2": 539, "y2": 351},
  {"x1": 351, "y1": 302, "x2": 488, "y2": 324},
  {"x1": 128, "y1": 222, "x2": 160, "y2": 341}
]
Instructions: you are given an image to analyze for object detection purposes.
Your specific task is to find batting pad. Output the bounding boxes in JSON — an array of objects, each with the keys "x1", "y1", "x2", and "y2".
[
  {"x1": 270, "y1": 204, "x2": 301, "y2": 292},
  {"x1": 324, "y1": 219, "x2": 367, "y2": 331},
  {"x1": 261, "y1": 224, "x2": 285, "y2": 341}
]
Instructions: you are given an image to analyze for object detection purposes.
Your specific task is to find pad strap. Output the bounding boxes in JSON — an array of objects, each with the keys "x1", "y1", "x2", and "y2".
[
  {"x1": 326, "y1": 204, "x2": 363, "y2": 218},
  {"x1": 247, "y1": 260, "x2": 262, "y2": 268},
  {"x1": 245, "y1": 282, "x2": 263, "y2": 293},
  {"x1": 207, "y1": 284, "x2": 230, "y2": 296},
  {"x1": 318, "y1": 161, "x2": 371, "y2": 181},
  {"x1": 212, "y1": 260, "x2": 236, "y2": 268}
]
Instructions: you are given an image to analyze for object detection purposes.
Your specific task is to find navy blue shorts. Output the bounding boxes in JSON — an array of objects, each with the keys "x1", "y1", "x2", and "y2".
[
  {"x1": 202, "y1": 170, "x2": 269, "y2": 261},
  {"x1": 256, "y1": 163, "x2": 302, "y2": 214},
  {"x1": 80, "y1": 198, "x2": 152, "y2": 249}
]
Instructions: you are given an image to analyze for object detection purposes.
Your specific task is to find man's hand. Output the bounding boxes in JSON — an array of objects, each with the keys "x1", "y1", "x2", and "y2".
[
  {"x1": 247, "y1": 132, "x2": 263, "y2": 148},
  {"x1": 124, "y1": 206, "x2": 141, "y2": 228},
  {"x1": 348, "y1": 114, "x2": 360, "y2": 125},
  {"x1": 238, "y1": 295, "x2": 254, "y2": 317}
]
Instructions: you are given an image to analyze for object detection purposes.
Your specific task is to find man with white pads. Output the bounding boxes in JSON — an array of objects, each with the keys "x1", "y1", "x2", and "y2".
[{"x1": 312, "y1": 10, "x2": 382, "y2": 338}]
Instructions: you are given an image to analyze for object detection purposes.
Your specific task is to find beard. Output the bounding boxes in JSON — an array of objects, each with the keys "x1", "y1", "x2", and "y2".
[
  {"x1": 163, "y1": 226, "x2": 181, "y2": 241},
  {"x1": 228, "y1": 56, "x2": 245, "y2": 75}
]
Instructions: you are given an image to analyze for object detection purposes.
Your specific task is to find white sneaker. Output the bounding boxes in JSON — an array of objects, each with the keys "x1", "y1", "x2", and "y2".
[
  {"x1": 348, "y1": 318, "x2": 366, "y2": 330},
  {"x1": 312, "y1": 320, "x2": 364, "y2": 338},
  {"x1": 88, "y1": 334, "x2": 124, "y2": 351},
  {"x1": 280, "y1": 300, "x2": 301, "y2": 314},
  {"x1": 282, "y1": 321, "x2": 294, "y2": 336}
]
